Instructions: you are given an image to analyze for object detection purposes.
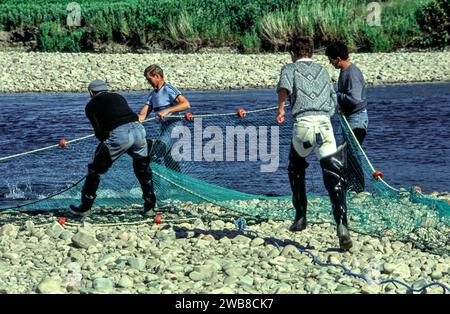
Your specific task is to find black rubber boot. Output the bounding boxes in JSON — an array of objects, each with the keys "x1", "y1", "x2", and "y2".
[
  {"x1": 68, "y1": 167, "x2": 100, "y2": 217},
  {"x1": 69, "y1": 194, "x2": 96, "y2": 217},
  {"x1": 320, "y1": 146, "x2": 352, "y2": 251},
  {"x1": 288, "y1": 145, "x2": 309, "y2": 232},
  {"x1": 133, "y1": 147, "x2": 157, "y2": 215},
  {"x1": 288, "y1": 170, "x2": 308, "y2": 231}
]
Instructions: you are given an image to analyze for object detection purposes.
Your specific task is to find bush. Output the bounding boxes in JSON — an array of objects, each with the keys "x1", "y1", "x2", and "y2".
[
  {"x1": 356, "y1": 26, "x2": 395, "y2": 52},
  {"x1": 416, "y1": 0, "x2": 450, "y2": 47},
  {"x1": 37, "y1": 22, "x2": 85, "y2": 52},
  {"x1": 242, "y1": 30, "x2": 261, "y2": 53}
]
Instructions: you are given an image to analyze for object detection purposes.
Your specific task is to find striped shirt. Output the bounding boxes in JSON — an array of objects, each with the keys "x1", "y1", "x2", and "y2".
[{"x1": 145, "y1": 82, "x2": 182, "y2": 112}]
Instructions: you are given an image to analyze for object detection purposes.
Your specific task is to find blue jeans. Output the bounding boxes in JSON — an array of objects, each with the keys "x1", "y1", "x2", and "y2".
[
  {"x1": 88, "y1": 122, "x2": 148, "y2": 174},
  {"x1": 104, "y1": 122, "x2": 148, "y2": 161},
  {"x1": 151, "y1": 119, "x2": 182, "y2": 172},
  {"x1": 347, "y1": 109, "x2": 368, "y2": 131},
  {"x1": 79, "y1": 121, "x2": 156, "y2": 209}
]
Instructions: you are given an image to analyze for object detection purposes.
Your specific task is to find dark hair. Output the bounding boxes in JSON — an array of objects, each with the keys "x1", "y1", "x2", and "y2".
[
  {"x1": 325, "y1": 41, "x2": 349, "y2": 60},
  {"x1": 290, "y1": 36, "x2": 313, "y2": 58},
  {"x1": 144, "y1": 64, "x2": 164, "y2": 78}
]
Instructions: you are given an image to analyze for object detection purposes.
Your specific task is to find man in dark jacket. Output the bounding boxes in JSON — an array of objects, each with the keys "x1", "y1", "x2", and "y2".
[
  {"x1": 68, "y1": 80, "x2": 156, "y2": 217},
  {"x1": 326, "y1": 41, "x2": 369, "y2": 193}
]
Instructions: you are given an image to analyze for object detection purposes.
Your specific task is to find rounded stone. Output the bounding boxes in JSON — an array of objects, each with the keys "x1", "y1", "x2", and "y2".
[
  {"x1": 93, "y1": 278, "x2": 114, "y2": 293},
  {"x1": 382, "y1": 262, "x2": 395, "y2": 274},
  {"x1": 36, "y1": 278, "x2": 64, "y2": 294},
  {"x1": 117, "y1": 275, "x2": 134, "y2": 289},
  {"x1": 431, "y1": 271, "x2": 443, "y2": 280}
]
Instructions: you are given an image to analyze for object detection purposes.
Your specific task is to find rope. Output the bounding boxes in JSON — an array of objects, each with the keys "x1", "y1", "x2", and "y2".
[
  {"x1": 62, "y1": 217, "x2": 199, "y2": 228},
  {"x1": 0, "y1": 134, "x2": 95, "y2": 162},
  {"x1": 192, "y1": 106, "x2": 281, "y2": 118},
  {"x1": 0, "y1": 105, "x2": 282, "y2": 162},
  {"x1": 0, "y1": 176, "x2": 86, "y2": 212},
  {"x1": 234, "y1": 217, "x2": 449, "y2": 294}
]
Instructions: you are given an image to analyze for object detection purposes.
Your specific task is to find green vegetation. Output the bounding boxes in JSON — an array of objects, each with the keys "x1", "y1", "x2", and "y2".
[
  {"x1": 37, "y1": 22, "x2": 85, "y2": 52},
  {"x1": 416, "y1": 0, "x2": 450, "y2": 47},
  {"x1": 0, "y1": 0, "x2": 446, "y2": 52}
]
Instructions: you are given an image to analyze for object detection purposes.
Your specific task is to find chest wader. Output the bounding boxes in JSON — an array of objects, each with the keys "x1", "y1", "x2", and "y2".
[
  {"x1": 133, "y1": 139, "x2": 157, "y2": 214},
  {"x1": 69, "y1": 140, "x2": 157, "y2": 217},
  {"x1": 288, "y1": 144, "x2": 309, "y2": 231},
  {"x1": 69, "y1": 143, "x2": 113, "y2": 216},
  {"x1": 320, "y1": 145, "x2": 352, "y2": 251}
]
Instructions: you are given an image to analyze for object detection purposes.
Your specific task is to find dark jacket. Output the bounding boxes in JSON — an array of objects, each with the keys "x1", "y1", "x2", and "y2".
[
  {"x1": 85, "y1": 92, "x2": 138, "y2": 141},
  {"x1": 337, "y1": 63, "x2": 367, "y2": 116}
]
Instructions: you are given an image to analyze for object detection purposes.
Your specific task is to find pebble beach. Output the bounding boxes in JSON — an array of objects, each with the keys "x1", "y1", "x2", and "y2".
[
  {"x1": 0, "y1": 195, "x2": 449, "y2": 295},
  {"x1": 0, "y1": 50, "x2": 449, "y2": 294},
  {"x1": 0, "y1": 50, "x2": 449, "y2": 93}
]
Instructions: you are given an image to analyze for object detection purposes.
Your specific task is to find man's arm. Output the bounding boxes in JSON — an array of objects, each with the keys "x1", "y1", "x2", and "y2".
[
  {"x1": 330, "y1": 80, "x2": 338, "y2": 115},
  {"x1": 138, "y1": 104, "x2": 153, "y2": 122},
  {"x1": 276, "y1": 65, "x2": 292, "y2": 124},
  {"x1": 277, "y1": 88, "x2": 288, "y2": 124},
  {"x1": 157, "y1": 95, "x2": 190, "y2": 118}
]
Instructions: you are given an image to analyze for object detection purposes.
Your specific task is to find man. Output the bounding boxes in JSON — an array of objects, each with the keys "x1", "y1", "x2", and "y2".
[
  {"x1": 326, "y1": 41, "x2": 368, "y2": 193},
  {"x1": 277, "y1": 36, "x2": 352, "y2": 251},
  {"x1": 68, "y1": 80, "x2": 156, "y2": 217},
  {"x1": 138, "y1": 64, "x2": 190, "y2": 172}
]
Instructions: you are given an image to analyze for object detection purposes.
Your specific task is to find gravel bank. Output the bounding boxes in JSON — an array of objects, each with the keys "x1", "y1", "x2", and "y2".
[
  {"x1": 1, "y1": 51, "x2": 449, "y2": 93},
  {"x1": 0, "y1": 200, "x2": 448, "y2": 294}
]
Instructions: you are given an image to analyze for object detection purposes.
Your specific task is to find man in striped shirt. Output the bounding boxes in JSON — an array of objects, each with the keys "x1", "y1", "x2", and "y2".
[{"x1": 138, "y1": 64, "x2": 190, "y2": 172}]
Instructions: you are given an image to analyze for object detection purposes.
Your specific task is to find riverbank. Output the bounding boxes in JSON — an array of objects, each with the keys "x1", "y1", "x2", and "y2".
[
  {"x1": 0, "y1": 197, "x2": 448, "y2": 294},
  {"x1": 1, "y1": 51, "x2": 450, "y2": 93}
]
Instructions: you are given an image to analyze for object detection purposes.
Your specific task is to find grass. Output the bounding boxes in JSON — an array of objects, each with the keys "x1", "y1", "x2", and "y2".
[
  {"x1": 259, "y1": 11, "x2": 294, "y2": 52},
  {"x1": 166, "y1": 11, "x2": 201, "y2": 51},
  {"x1": 256, "y1": 0, "x2": 434, "y2": 52},
  {"x1": 0, "y1": 0, "x2": 440, "y2": 52}
]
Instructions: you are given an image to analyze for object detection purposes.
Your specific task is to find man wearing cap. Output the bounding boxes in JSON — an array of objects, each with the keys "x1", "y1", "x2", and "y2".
[{"x1": 68, "y1": 80, "x2": 157, "y2": 217}]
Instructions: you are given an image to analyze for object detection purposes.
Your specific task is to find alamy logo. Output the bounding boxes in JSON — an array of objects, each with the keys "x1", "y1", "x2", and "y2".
[
  {"x1": 170, "y1": 118, "x2": 280, "y2": 173},
  {"x1": 66, "y1": 262, "x2": 82, "y2": 291},
  {"x1": 366, "y1": 2, "x2": 382, "y2": 27},
  {"x1": 363, "y1": 262, "x2": 381, "y2": 285},
  {"x1": 66, "y1": 2, "x2": 82, "y2": 27}
]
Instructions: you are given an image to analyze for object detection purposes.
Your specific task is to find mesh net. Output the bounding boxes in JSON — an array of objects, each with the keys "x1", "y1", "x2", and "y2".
[{"x1": 0, "y1": 106, "x2": 449, "y2": 255}]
